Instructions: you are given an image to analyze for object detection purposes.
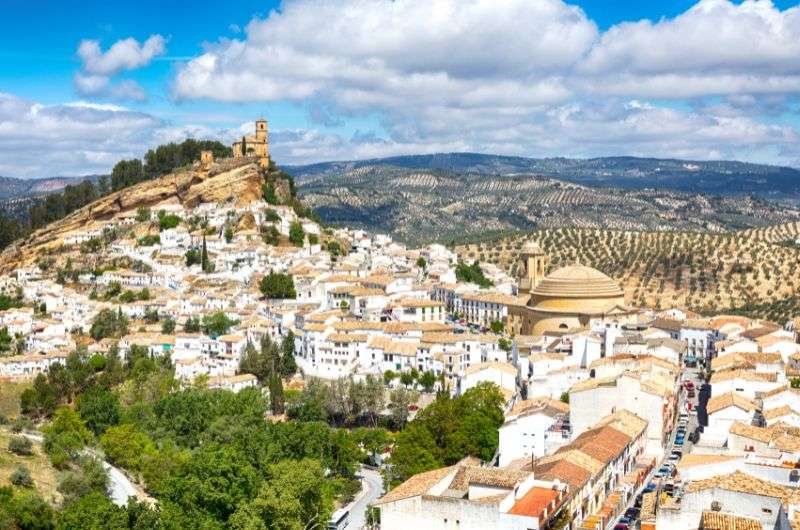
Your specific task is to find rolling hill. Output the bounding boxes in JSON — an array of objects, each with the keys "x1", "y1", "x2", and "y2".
[
  {"x1": 457, "y1": 224, "x2": 800, "y2": 324},
  {"x1": 289, "y1": 153, "x2": 800, "y2": 198},
  {"x1": 295, "y1": 164, "x2": 800, "y2": 245}
]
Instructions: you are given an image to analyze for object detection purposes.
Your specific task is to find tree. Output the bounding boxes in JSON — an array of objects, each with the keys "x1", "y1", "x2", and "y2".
[
  {"x1": 225, "y1": 227, "x2": 234, "y2": 243},
  {"x1": 416, "y1": 256, "x2": 427, "y2": 269},
  {"x1": 280, "y1": 332, "x2": 297, "y2": 378},
  {"x1": 57, "y1": 492, "x2": 128, "y2": 529},
  {"x1": 98, "y1": 175, "x2": 110, "y2": 195},
  {"x1": 90, "y1": 309, "x2": 129, "y2": 340},
  {"x1": 184, "y1": 317, "x2": 201, "y2": 333},
  {"x1": 0, "y1": 211, "x2": 23, "y2": 252},
  {"x1": 161, "y1": 317, "x2": 176, "y2": 334},
  {"x1": 259, "y1": 272, "x2": 296, "y2": 299},
  {"x1": 490, "y1": 321, "x2": 504, "y2": 334},
  {"x1": 289, "y1": 221, "x2": 304, "y2": 247},
  {"x1": 229, "y1": 459, "x2": 332, "y2": 530},
  {"x1": 43, "y1": 407, "x2": 92, "y2": 468},
  {"x1": 4, "y1": 490, "x2": 55, "y2": 530},
  {"x1": 389, "y1": 387, "x2": 415, "y2": 428},
  {"x1": 158, "y1": 212, "x2": 181, "y2": 230},
  {"x1": 56, "y1": 456, "x2": 109, "y2": 505},
  {"x1": 185, "y1": 248, "x2": 201, "y2": 267},
  {"x1": 100, "y1": 424, "x2": 157, "y2": 474},
  {"x1": 455, "y1": 261, "x2": 493, "y2": 288},
  {"x1": 0, "y1": 327, "x2": 12, "y2": 354},
  {"x1": 399, "y1": 371, "x2": 415, "y2": 388},
  {"x1": 201, "y1": 234, "x2": 213, "y2": 273},
  {"x1": 262, "y1": 182, "x2": 278, "y2": 205},
  {"x1": 390, "y1": 383, "x2": 504, "y2": 480},
  {"x1": 327, "y1": 241, "x2": 342, "y2": 257},
  {"x1": 419, "y1": 371, "x2": 437, "y2": 393},
  {"x1": 262, "y1": 225, "x2": 280, "y2": 246},
  {"x1": 76, "y1": 386, "x2": 120, "y2": 435},
  {"x1": 383, "y1": 370, "x2": 397, "y2": 386},
  {"x1": 201, "y1": 311, "x2": 238, "y2": 337},
  {"x1": 20, "y1": 373, "x2": 57, "y2": 418}
]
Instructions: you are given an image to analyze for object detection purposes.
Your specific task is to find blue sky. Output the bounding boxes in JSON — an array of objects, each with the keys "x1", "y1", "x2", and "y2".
[{"x1": 1, "y1": 0, "x2": 800, "y2": 177}]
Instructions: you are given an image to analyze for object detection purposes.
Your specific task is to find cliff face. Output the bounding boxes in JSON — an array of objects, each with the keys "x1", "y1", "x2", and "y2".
[{"x1": 0, "y1": 157, "x2": 265, "y2": 273}]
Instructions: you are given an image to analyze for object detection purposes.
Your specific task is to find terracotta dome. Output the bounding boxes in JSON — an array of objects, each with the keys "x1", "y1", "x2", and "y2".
[{"x1": 531, "y1": 264, "x2": 624, "y2": 300}]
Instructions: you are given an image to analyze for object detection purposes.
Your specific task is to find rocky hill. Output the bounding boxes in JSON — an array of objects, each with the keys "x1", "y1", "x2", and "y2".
[
  {"x1": 289, "y1": 153, "x2": 800, "y2": 199},
  {"x1": 0, "y1": 157, "x2": 265, "y2": 273},
  {"x1": 457, "y1": 223, "x2": 800, "y2": 324},
  {"x1": 296, "y1": 164, "x2": 800, "y2": 245}
]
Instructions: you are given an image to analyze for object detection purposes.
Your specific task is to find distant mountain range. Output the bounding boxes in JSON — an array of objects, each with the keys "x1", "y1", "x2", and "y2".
[
  {"x1": 288, "y1": 153, "x2": 800, "y2": 199},
  {"x1": 0, "y1": 175, "x2": 102, "y2": 200}
]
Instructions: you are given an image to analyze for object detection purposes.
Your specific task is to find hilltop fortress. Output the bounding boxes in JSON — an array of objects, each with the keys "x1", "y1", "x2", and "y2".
[{"x1": 232, "y1": 118, "x2": 269, "y2": 166}]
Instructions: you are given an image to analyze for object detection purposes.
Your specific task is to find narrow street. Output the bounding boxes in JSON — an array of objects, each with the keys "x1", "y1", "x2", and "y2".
[{"x1": 607, "y1": 364, "x2": 704, "y2": 529}]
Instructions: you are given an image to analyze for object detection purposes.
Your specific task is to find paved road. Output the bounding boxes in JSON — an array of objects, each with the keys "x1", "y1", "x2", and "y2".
[
  {"x1": 348, "y1": 466, "x2": 384, "y2": 529},
  {"x1": 19, "y1": 430, "x2": 153, "y2": 507},
  {"x1": 607, "y1": 365, "x2": 703, "y2": 529}
]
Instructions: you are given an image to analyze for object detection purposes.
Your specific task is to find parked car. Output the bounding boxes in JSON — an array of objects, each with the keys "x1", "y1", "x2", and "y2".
[
  {"x1": 625, "y1": 507, "x2": 640, "y2": 520},
  {"x1": 613, "y1": 524, "x2": 629, "y2": 530},
  {"x1": 643, "y1": 483, "x2": 656, "y2": 493}
]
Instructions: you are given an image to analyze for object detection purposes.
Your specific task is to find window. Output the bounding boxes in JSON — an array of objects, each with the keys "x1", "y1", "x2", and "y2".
[
  {"x1": 791, "y1": 470, "x2": 799, "y2": 482},
  {"x1": 762, "y1": 508, "x2": 773, "y2": 515}
]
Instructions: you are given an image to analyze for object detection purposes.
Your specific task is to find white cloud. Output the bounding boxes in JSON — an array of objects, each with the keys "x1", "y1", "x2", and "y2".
[
  {"x1": 74, "y1": 35, "x2": 165, "y2": 101},
  {"x1": 166, "y1": 0, "x2": 800, "y2": 167},
  {"x1": 0, "y1": 93, "x2": 227, "y2": 178},
  {"x1": 77, "y1": 35, "x2": 166, "y2": 76}
]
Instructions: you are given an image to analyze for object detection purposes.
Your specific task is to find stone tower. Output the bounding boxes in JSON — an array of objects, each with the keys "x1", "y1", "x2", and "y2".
[
  {"x1": 517, "y1": 241, "x2": 549, "y2": 294},
  {"x1": 255, "y1": 118, "x2": 269, "y2": 167}
]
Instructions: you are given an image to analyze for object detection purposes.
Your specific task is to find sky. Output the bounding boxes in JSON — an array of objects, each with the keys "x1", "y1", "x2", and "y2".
[{"x1": 1, "y1": 0, "x2": 800, "y2": 178}]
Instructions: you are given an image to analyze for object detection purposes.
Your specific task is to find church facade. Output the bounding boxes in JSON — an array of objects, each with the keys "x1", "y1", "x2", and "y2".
[{"x1": 233, "y1": 119, "x2": 269, "y2": 162}]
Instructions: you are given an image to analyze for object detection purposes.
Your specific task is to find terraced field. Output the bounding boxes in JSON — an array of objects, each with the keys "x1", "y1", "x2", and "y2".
[
  {"x1": 296, "y1": 165, "x2": 799, "y2": 245},
  {"x1": 457, "y1": 223, "x2": 800, "y2": 323}
]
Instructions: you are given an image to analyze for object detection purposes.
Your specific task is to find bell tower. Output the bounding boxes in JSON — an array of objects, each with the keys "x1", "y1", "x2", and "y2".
[
  {"x1": 517, "y1": 241, "x2": 549, "y2": 294},
  {"x1": 255, "y1": 118, "x2": 269, "y2": 167}
]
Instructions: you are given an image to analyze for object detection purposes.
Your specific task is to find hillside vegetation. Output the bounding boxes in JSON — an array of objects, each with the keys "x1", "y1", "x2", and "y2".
[
  {"x1": 289, "y1": 153, "x2": 800, "y2": 197},
  {"x1": 297, "y1": 165, "x2": 799, "y2": 245},
  {"x1": 457, "y1": 223, "x2": 800, "y2": 324}
]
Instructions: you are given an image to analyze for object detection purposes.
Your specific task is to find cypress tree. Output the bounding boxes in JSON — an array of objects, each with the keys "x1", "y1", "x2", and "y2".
[{"x1": 201, "y1": 234, "x2": 210, "y2": 273}]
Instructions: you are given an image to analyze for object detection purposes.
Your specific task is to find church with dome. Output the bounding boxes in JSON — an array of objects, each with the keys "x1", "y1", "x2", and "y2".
[{"x1": 507, "y1": 241, "x2": 637, "y2": 336}]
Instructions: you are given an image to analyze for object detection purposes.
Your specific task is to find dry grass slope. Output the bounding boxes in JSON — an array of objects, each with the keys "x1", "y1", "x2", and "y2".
[
  {"x1": 0, "y1": 429, "x2": 61, "y2": 504},
  {"x1": 457, "y1": 222, "x2": 800, "y2": 323}
]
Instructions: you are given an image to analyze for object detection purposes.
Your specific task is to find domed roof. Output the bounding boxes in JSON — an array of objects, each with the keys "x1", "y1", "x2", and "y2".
[{"x1": 532, "y1": 264, "x2": 624, "y2": 299}]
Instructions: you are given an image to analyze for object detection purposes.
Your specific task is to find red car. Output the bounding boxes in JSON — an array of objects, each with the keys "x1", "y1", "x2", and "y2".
[{"x1": 684, "y1": 380, "x2": 694, "y2": 390}]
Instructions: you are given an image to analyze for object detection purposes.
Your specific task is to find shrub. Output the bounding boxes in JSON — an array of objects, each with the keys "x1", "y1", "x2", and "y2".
[
  {"x1": 10, "y1": 466, "x2": 33, "y2": 488},
  {"x1": 8, "y1": 436, "x2": 33, "y2": 456}
]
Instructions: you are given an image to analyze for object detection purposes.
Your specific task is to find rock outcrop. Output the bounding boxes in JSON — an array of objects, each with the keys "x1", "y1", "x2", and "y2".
[{"x1": 0, "y1": 157, "x2": 265, "y2": 273}]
